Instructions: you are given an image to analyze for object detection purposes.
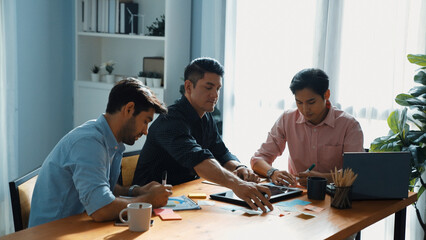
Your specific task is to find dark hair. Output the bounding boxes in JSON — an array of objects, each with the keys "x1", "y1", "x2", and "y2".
[
  {"x1": 106, "y1": 78, "x2": 167, "y2": 115},
  {"x1": 289, "y1": 68, "x2": 329, "y2": 98},
  {"x1": 184, "y1": 57, "x2": 224, "y2": 87}
]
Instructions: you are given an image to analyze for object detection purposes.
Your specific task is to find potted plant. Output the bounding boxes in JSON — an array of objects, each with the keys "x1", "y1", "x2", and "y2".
[
  {"x1": 91, "y1": 65, "x2": 100, "y2": 82},
  {"x1": 151, "y1": 72, "x2": 162, "y2": 88},
  {"x1": 137, "y1": 71, "x2": 147, "y2": 85},
  {"x1": 103, "y1": 61, "x2": 115, "y2": 83},
  {"x1": 145, "y1": 72, "x2": 154, "y2": 87},
  {"x1": 146, "y1": 15, "x2": 165, "y2": 37},
  {"x1": 370, "y1": 54, "x2": 426, "y2": 236}
]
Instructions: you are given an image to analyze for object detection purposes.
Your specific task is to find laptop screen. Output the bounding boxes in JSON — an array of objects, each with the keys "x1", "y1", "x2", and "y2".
[{"x1": 342, "y1": 152, "x2": 411, "y2": 200}]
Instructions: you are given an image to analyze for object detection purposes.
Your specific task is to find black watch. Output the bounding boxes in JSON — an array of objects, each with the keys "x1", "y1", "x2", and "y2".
[{"x1": 266, "y1": 167, "x2": 279, "y2": 179}]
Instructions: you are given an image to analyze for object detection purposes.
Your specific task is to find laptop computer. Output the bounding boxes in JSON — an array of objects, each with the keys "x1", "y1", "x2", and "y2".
[
  {"x1": 210, "y1": 184, "x2": 302, "y2": 207},
  {"x1": 342, "y1": 152, "x2": 411, "y2": 200}
]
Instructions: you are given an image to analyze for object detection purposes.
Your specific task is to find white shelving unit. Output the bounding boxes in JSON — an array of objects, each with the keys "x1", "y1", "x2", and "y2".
[{"x1": 74, "y1": 0, "x2": 191, "y2": 152}]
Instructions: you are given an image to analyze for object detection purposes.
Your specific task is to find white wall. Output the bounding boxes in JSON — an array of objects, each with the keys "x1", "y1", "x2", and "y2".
[
  {"x1": 5, "y1": 0, "x2": 74, "y2": 179},
  {"x1": 191, "y1": 0, "x2": 226, "y2": 120}
]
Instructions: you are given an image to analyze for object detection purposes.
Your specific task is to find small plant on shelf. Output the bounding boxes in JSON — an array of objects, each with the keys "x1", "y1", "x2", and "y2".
[
  {"x1": 146, "y1": 15, "x2": 165, "y2": 36},
  {"x1": 103, "y1": 61, "x2": 115, "y2": 75},
  {"x1": 91, "y1": 65, "x2": 100, "y2": 74},
  {"x1": 138, "y1": 71, "x2": 148, "y2": 78},
  {"x1": 151, "y1": 72, "x2": 161, "y2": 79},
  {"x1": 146, "y1": 72, "x2": 154, "y2": 78}
]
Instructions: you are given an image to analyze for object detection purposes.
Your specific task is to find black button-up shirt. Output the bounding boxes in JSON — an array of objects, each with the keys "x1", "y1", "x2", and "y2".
[{"x1": 132, "y1": 96, "x2": 238, "y2": 186}]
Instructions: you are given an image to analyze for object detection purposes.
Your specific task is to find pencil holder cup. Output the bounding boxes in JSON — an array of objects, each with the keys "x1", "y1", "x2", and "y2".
[{"x1": 331, "y1": 186, "x2": 352, "y2": 209}]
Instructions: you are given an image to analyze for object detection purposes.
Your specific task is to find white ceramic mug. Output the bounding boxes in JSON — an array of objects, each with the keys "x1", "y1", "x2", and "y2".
[{"x1": 119, "y1": 203, "x2": 152, "y2": 232}]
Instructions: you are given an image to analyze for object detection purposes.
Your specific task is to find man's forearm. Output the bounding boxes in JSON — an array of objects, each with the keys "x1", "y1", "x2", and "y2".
[
  {"x1": 194, "y1": 159, "x2": 243, "y2": 189},
  {"x1": 252, "y1": 159, "x2": 273, "y2": 177},
  {"x1": 90, "y1": 195, "x2": 150, "y2": 222},
  {"x1": 113, "y1": 184, "x2": 130, "y2": 197},
  {"x1": 223, "y1": 160, "x2": 242, "y2": 171}
]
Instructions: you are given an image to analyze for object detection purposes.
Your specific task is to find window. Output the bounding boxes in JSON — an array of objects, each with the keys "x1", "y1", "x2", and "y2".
[{"x1": 224, "y1": 1, "x2": 425, "y2": 239}]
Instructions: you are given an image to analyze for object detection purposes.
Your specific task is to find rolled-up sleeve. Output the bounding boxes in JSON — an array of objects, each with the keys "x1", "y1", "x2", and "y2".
[
  {"x1": 251, "y1": 113, "x2": 287, "y2": 168},
  {"x1": 68, "y1": 138, "x2": 115, "y2": 215}
]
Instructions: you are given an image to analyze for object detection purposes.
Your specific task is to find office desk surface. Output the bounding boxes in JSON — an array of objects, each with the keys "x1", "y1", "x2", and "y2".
[{"x1": 1, "y1": 179, "x2": 417, "y2": 240}]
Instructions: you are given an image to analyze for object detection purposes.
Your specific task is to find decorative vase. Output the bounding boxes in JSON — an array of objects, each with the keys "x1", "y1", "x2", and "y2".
[
  {"x1": 138, "y1": 77, "x2": 146, "y2": 85},
  {"x1": 152, "y1": 78, "x2": 162, "y2": 88},
  {"x1": 146, "y1": 78, "x2": 154, "y2": 87},
  {"x1": 106, "y1": 74, "x2": 115, "y2": 84},
  {"x1": 91, "y1": 73, "x2": 100, "y2": 82}
]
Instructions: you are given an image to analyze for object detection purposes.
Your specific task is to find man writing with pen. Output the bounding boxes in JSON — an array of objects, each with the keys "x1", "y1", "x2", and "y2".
[{"x1": 250, "y1": 68, "x2": 365, "y2": 186}]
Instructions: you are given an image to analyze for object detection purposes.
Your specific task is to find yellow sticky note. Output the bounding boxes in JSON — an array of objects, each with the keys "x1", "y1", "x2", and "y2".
[{"x1": 188, "y1": 193, "x2": 207, "y2": 199}]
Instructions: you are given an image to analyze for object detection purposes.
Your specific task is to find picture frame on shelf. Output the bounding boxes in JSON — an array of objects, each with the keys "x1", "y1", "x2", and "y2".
[{"x1": 143, "y1": 57, "x2": 164, "y2": 87}]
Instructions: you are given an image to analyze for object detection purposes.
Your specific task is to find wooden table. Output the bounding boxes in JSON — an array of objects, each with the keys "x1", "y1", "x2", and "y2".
[{"x1": 1, "y1": 179, "x2": 417, "y2": 240}]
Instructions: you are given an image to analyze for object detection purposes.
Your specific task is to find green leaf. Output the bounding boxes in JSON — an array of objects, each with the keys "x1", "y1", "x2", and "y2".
[
  {"x1": 408, "y1": 54, "x2": 426, "y2": 67},
  {"x1": 412, "y1": 113, "x2": 426, "y2": 124},
  {"x1": 406, "y1": 95, "x2": 426, "y2": 107},
  {"x1": 387, "y1": 110, "x2": 401, "y2": 133},
  {"x1": 406, "y1": 131, "x2": 426, "y2": 145},
  {"x1": 399, "y1": 108, "x2": 409, "y2": 141},
  {"x1": 413, "y1": 71, "x2": 426, "y2": 85},
  {"x1": 370, "y1": 135, "x2": 402, "y2": 152},
  {"x1": 408, "y1": 85, "x2": 426, "y2": 97},
  {"x1": 395, "y1": 94, "x2": 414, "y2": 106}
]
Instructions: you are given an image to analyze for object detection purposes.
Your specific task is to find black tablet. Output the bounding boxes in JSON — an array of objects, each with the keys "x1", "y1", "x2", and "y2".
[{"x1": 210, "y1": 184, "x2": 303, "y2": 207}]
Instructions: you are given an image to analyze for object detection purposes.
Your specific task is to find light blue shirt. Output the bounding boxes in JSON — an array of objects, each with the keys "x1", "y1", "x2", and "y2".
[{"x1": 29, "y1": 115, "x2": 125, "y2": 227}]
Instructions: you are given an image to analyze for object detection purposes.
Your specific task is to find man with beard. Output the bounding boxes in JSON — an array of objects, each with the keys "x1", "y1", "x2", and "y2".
[
  {"x1": 132, "y1": 58, "x2": 273, "y2": 212},
  {"x1": 29, "y1": 78, "x2": 171, "y2": 227}
]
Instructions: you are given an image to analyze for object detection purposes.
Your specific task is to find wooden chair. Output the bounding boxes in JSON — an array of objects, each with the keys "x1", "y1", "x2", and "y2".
[
  {"x1": 9, "y1": 167, "x2": 40, "y2": 231},
  {"x1": 120, "y1": 150, "x2": 140, "y2": 187}
]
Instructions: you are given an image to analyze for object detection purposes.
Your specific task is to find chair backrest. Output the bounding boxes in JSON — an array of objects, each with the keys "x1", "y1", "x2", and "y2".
[
  {"x1": 121, "y1": 150, "x2": 140, "y2": 187},
  {"x1": 9, "y1": 167, "x2": 40, "y2": 231}
]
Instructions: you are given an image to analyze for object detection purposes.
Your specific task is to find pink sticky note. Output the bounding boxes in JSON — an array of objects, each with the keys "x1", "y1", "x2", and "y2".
[
  {"x1": 304, "y1": 205, "x2": 325, "y2": 213},
  {"x1": 153, "y1": 208, "x2": 182, "y2": 221}
]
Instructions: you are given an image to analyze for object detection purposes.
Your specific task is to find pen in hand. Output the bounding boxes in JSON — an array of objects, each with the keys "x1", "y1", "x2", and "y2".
[
  {"x1": 296, "y1": 164, "x2": 316, "y2": 181},
  {"x1": 162, "y1": 171, "x2": 167, "y2": 185},
  {"x1": 303, "y1": 163, "x2": 316, "y2": 173}
]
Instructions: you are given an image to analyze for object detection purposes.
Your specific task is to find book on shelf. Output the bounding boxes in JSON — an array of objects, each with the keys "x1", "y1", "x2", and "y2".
[
  {"x1": 82, "y1": 0, "x2": 138, "y2": 34},
  {"x1": 115, "y1": 0, "x2": 120, "y2": 33},
  {"x1": 82, "y1": 0, "x2": 92, "y2": 32},
  {"x1": 91, "y1": 0, "x2": 97, "y2": 32},
  {"x1": 97, "y1": 0, "x2": 102, "y2": 32},
  {"x1": 108, "y1": 0, "x2": 115, "y2": 33}
]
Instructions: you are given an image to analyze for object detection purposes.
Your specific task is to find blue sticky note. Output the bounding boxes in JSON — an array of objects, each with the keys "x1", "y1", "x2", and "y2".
[{"x1": 275, "y1": 199, "x2": 311, "y2": 207}]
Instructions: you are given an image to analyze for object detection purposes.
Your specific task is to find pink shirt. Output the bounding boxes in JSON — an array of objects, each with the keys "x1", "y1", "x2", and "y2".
[{"x1": 251, "y1": 106, "x2": 364, "y2": 175}]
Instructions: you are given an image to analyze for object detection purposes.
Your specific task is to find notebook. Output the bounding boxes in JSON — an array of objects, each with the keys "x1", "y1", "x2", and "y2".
[{"x1": 342, "y1": 152, "x2": 411, "y2": 200}]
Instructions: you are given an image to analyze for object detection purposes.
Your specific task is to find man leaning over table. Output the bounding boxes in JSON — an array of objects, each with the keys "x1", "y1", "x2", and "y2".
[
  {"x1": 29, "y1": 78, "x2": 172, "y2": 227},
  {"x1": 251, "y1": 68, "x2": 364, "y2": 187},
  {"x1": 132, "y1": 57, "x2": 273, "y2": 212}
]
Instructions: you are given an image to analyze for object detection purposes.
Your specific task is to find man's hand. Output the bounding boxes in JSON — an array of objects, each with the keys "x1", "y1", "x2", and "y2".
[
  {"x1": 233, "y1": 167, "x2": 260, "y2": 183},
  {"x1": 232, "y1": 182, "x2": 273, "y2": 212},
  {"x1": 137, "y1": 182, "x2": 172, "y2": 208},
  {"x1": 270, "y1": 170, "x2": 297, "y2": 186},
  {"x1": 133, "y1": 181, "x2": 160, "y2": 195},
  {"x1": 297, "y1": 170, "x2": 322, "y2": 187},
  {"x1": 297, "y1": 170, "x2": 330, "y2": 187}
]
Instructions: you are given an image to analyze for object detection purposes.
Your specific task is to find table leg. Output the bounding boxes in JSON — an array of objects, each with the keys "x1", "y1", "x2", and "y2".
[
  {"x1": 355, "y1": 231, "x2": 361, "y2": 240},
  {"x1": 394, "y1": 208, "x2": 407, "y2": 240}
]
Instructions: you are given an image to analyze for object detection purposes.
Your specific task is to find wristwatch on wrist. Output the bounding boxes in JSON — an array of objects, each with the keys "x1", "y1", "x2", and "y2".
[
  {"x1": 266, "y1": 167, "x2": 279, "y2": 179},
  {"x1": 128, "y1": 184, "x2": 140, "y2": 197},
  {"x1": 235, "y1": 164, "x2": 248, "y2": 171}
]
